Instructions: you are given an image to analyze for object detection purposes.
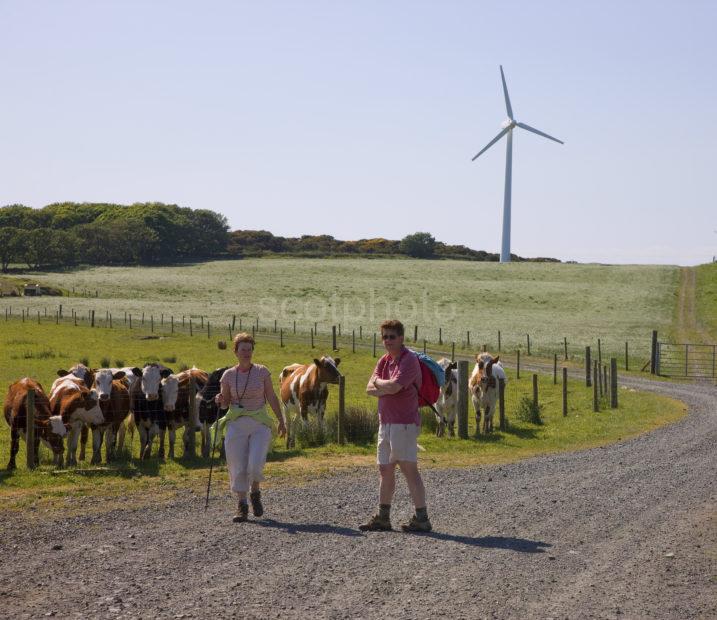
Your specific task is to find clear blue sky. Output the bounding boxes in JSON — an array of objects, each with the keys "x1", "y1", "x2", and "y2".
[{"x1": 1, "y1": 0, "x2": 715, "y2": 265}]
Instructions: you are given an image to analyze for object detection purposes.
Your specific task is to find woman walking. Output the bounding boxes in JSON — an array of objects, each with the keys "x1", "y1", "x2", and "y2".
[{"x1": 213, "y1": 332, "x2": 286, "y2": 522}]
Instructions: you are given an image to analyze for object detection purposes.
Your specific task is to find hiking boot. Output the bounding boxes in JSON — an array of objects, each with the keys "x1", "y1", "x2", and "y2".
[
  {"x1": 233, "y1": 502, "x2": 249, "y2": 523},
  {"x1": 358, "y1": 514, "x2": 392, "y2": 531},
  {"x1": 249, "y1": 491, "x2": 264, "y2": 518},
  {"x1": 401, "y1": 515, "x2": 432, "y2": 533}
]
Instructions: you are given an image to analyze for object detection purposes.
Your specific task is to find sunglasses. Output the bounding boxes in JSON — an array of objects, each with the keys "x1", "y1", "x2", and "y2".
[{"x1": 381, "y1": 333, "x2": 399, "y2": 340}]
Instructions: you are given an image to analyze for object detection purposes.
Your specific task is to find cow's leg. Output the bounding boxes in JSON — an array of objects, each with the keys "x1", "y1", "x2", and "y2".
[
  {"x1": 138, "y1": 423, "x2": 149, "y2": 460},
  {"x1": 472, "y1": 395, "x2": 481, "y2": 437},
  {"x1": 483, "y1": 405, "x2": 491, "y2": 434},
  {"x1": 7, "y1": 426, "x2": 20, "y2": 470},
  {"x1": 79, "y1": 424, "x2": 88, "y2": 461},
  {"x1": 200, "y1": 422, "x2": 209, "y2": 458},
  {"x1": 168, "y1": 425, "x2": 176, "y2": 459},
  {"x1": 33, "y1": 435, "x2": 41, "y2": 467},
  {"x1": 91, "y1": 426, "x2": 104, "y2": 465},
  {"x1": 447, "y1": 408, "x2": 456, "y2": 437},
  {"x1": 283, "y1": 405, "x2": 293, "y2": 449},
  {"x1": 66, "y1": 421, "x2": 83, "y2": 466},
  {"x1": 105, "y1": 425, "x2": 118, "y2": 462},
  {"x1": 54, "y1": 444, "x2": 64, "y2": 469}
]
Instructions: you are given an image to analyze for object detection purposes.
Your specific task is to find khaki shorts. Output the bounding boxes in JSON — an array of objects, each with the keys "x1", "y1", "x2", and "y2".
[{"x1": 377, "y1": 423, "x2": 420, "y2": 465}]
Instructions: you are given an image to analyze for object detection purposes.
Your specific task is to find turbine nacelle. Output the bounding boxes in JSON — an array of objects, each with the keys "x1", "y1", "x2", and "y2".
[{"x1": 501, "y1": 119, "x2": 515, "y2": 129}]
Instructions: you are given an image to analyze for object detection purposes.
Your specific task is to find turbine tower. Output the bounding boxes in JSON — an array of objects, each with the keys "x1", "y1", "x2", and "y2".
[{"x1": 472, "y1": 66, "x2": 564, "y2": 263}]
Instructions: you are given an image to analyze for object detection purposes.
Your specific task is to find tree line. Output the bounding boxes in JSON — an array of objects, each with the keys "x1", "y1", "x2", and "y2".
[{"x1": 0, "y1": 203, "x2": 558, "y2": 272}]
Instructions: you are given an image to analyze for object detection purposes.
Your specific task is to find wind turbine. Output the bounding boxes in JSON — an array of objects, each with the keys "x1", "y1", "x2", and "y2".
[{"x1": 472, "y1": 66, "x2": 564, "y2": 263}]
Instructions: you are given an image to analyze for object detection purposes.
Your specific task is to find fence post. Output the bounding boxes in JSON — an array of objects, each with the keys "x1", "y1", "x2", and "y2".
[
  {"x1": 650, "y1": 330, "x2": 658, "y2": 374},
  {"x1": 151, "y1": 315, "x2": 154, "y2": 332},
  {"x1": 685, "y1": 344, "x2": 688, "y2": 376},
  {"x1": 423, "y1": 339, "x2": 427, "y2": 355},
  {"x1": 526, "y1": 334, "x2": 531, "y2": 356},
  {"x1": 498, "y1": 330, "x2": 501, "y2": 352},
  {"x1": 37, "y1": 310, "x2": 40, "y2": 324},
  {"x1": 207, "y1": 321, "x2": 211, "y2": 339},
  {"x1": 274, "y1": 319, "x2": 277, "y2": 333},
  {"x1": 516, "y1": 349, "x2": 521, "y2": 379},
  {"x1": 625, "y1": 341, "x2": 629, "y2": 371},
  {"x1": 439, "y1": 327, "x2": 442, "y2": 345},
  {"x1": 311, "y1": 328, "x2": 315, "y2": 349},
  {"x1": 232, "y1": 315, "x2": 236, "y2": 331},
  {"x1": 372, "y1": 332, "x2": 376, "y2": 357},
  {"x1": 352, "y1": 329, "x2": 355, "y2": 353},
  {"x1": 610, "y1": 358, "x2": 618, "y2": 408},
  {"x1": 562, "y1": 367, "x2": 568, "y2": 416},
  {"x1": 129, "y1": 313, "x2": 132, "y2": 329},
  {"x1": 337, "y1": 375, "x2": 345, "y2": 444},
  {"x1": 413, "y1": 325, "x2": 418, "y2": 342},
  {"x1": 109, "y1": 314, "x2": 112, "y2": 329},
  {"x1": 228, "y1": 324, "x2": 232, "y2": 341},
  {"x1": 564, "y1": 337, "x2": 568, "y2": 360},
  {"x1": 532, "y1": 374, "x2": 538, "y2": 408},
  {"x1": 598, "y1": 361, "x2": 603, "y2": 397},
  {"x1": 603, "y1": 365, "x2": 608, "y2": 398},
  {"x1": 332, "y1": 325, "x2": 337, "y2": 351},
  {"x1": 467, "y1": 331, "x2": 470, "y2": 347},
  {"x1": 171, "y1": 316, "x2": 174, "y2": 333},
  {"x1": 186, "y1": 378, "x2": 197, "y2": 456},
  {"x1": 293, "y1": 320, "x2": 296, "y2": 334},
  {"x1": 457, "y1": 360, "x2": 469, "y2": 439},
  {"x1": 26, "y1": 389, "x2": 36, "y2": 469},
  {"x1": 593, "y1": 360, "x2": 599, "y2": 412},
  {"x1": 451, "y1": 342, "x2": 455, "y2": 361},
  {"x1": 59, "y1": 304, "x2": 62, "y2": 319},
  {"x1": 189, "y1": 318, "x2": 193, "y2": 336},
  {"x1": 498, "y1": 377, "x2": 506, "y2": 431},
  {"x1": 553, "y1": 353, "x2": 557, "y2": 385},
  {"x1": 338, "y1": 323, "x2": 341, "y2": 337},
  {"x1": 585, "y1": 346, "x2": 592, "y2": 387},
  {"x1": 482, "y1": 343, "x2": 487, "y2": 352},
  {"x1": 359, "y1": 326, "x2": 363, "y2": 339},
  {"x1": 280, "y1": 328, "x2": 284, "y2": 347},
  {"x1": 252, "y1": 325, "x2": 255, "y2": 339},
  {"x1": 597, "y1": 338, "x2": 602, "y2": 367},
  {"x1": 142, "y1": 312, "x2": 145, "y2": 326}
]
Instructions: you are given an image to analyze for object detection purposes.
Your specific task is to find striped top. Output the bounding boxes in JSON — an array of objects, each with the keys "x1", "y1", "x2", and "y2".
[{"x1": 220, "y1": 364, "x2": 271, "y2": 411}]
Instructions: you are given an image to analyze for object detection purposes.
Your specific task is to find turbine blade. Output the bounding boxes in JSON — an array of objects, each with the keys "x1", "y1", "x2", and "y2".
[
  {"x1": 500, "y1": 65, "x2": 513, "y2": 119},
  {"x1": 516, "y1": 122, "x2": 564, "y2": 144},
  {"x1": 471, "y1": 127, "x2": 509, "y2": 161}
]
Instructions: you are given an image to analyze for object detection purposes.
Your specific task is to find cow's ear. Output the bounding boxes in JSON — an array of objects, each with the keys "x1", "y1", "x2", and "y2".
[
  {"x1": 493, "y1": 356, "x2": 500, "y2": 364},
  {"x1": 313, "y1": 358, "x2": 322, "y2": 367},
  {"x1": 57, "y1": 369, "x2": 69, "y2": 377},
  {"x1": 112, "y1": 371, "x2": 126, "y2": 380},
  {"x1": 131, "y1": 367, "x2": 142, "y2": 377},
  {"x1": 160, "y1": 368, "x2": 172, "y2": 378},
  {"x1": 474, "y1": 355, "x2": 481, "y2": 363},
  {"x1": 449, "y1": 362, "x2": 457, "y2": 370},
  {"x1": 334, "y1": 358, "x2": 341, "y2": 366}
]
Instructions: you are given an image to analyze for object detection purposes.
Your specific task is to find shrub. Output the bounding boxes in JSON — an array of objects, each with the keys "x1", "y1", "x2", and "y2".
[
  {"x1": 79, "y1": 356, "x2": 90, "y2": 367},
  {"x1": 114, "y1": 359, "x2": 125, "y2": 367},
  {"x1": 341, "y1": 406, "x2": 378, "y2": 445},
  {"x1": 295, "y1": 417, "x2": 331, "y2": 448},
  {"x1": 178, "y1": 363, "x2": 189, "y2": 372},
  {"x1": 516, "y1": 396, "x2": 543, "y2": 425},
  {"x1": 162, "y1": 355, "x2": 177, "y2": 364},
  {"x1": 100, "y1": 357, "x2": 111, "y2": 368}
]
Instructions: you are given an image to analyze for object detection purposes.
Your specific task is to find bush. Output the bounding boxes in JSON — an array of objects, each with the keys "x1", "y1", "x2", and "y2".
[
  {"x1": 79, "y1": 356, "x2": 90, "y2": 367},
  {"x1": 516, "y1": 396, "x2": 543, "y2": 425},
  {"x1": 100, "y1": 357, "x2": 111, "y2": 368},
  {"x1": 420, "y1": 407, "x2": 439, "y2": 434},
  {"x1": 162, "y1": 355, "x2": 177, "y2": 363},
  {"x1": 114, "y1": 359, "x2": 125, "y2": 367},
  {"x1": 341, "y1": 406, "x2": 378, "y2": 445},
  {"x1": 295, "y1": 417, "x2": 331, "y2": 448}
]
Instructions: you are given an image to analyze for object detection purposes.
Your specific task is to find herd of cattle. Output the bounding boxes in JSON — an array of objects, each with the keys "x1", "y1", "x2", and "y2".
[{"x1": 3, "y1": 352, "x2": 506, "y2": 470}]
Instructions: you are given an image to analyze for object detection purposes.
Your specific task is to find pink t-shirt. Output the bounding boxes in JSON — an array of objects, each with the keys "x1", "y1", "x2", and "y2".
[
  {"x1": 220, "y1": 364, "x2": 271, "y2": 411},
  {"x1": 373, "y1": 347, "x2": 422, "y2": 425}
]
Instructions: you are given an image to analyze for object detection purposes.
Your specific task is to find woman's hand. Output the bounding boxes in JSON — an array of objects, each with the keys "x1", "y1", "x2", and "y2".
[
  {"x1": 277, "y1": 419, "x2": 287, "y2": 438},
  {"x1": 214, "y1": 393, "x2": 223, "y2": 407}
]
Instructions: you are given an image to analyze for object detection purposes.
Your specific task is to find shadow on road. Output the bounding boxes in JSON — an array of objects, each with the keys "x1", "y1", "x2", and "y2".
[
  {"x1": 253, "y1": 518, "x2": 365, "y2": 538},
  {"x1": 423, "y1": 532, "x2": 551, "y2": 552}
]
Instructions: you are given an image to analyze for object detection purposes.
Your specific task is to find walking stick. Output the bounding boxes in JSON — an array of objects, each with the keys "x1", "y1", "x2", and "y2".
[{"x1": 204, "y1": 406, "x2": 225, "y2": 512}]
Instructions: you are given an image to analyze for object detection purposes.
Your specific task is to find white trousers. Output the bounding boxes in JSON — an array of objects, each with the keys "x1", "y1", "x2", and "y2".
[{"x1": 224, "y1": 416, "x2": 272, "y2": 494}]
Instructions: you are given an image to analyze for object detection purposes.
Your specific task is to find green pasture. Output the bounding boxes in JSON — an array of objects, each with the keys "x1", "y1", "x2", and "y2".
[
  {"x1": 0, "y1": 320, "x2": 685, "y2": 513},
  {"x1": 695, "y1": 262, "x2": 717, "y2": 341},
  {"x1": 2, "y1": 259, "x2": 679, "y2": 359}
]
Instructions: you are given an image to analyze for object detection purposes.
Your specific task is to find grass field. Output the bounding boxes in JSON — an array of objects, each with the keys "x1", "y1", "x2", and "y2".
[
  {"x1": 0, "y1": 319, "x2": 686, "y2": 513},
  {"x1": 695, "y1": 262, "x2": 717, "y2": 341},
  {"x1": 2, "y1": 259, "x2": 679, "y2": 359}
]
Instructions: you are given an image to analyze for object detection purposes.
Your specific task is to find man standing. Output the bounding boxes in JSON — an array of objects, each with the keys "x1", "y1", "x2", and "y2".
[{"x1": 360, "y1": 319, "x2": 432, "y2": 532}]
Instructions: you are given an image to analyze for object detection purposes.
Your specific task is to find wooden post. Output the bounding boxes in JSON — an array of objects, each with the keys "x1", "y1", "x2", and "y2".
[
  {"x1": 338, "y1": 323, "x2": 341, "y2": 337},
  {"x1": 207, "y1": 321, "x2": 211, "y2": 339},
  {"x1": 482, "y1": 343, "x2": 487, "y2": 352},
  {"x1": 37, "y1": 310, "x2": 40, "y2": 324},
  {"x1": 109, "y1": 314, "x2": 112, "y2": 329},
  {"x1": 439, "y1": 327, "x2": 442, "y2": 345},
  {"x1": 142, "y1": 312, "x2": 145, "y2": 325},
  {"x1": 161, "y1": 313, "x2": 164, "y2": 325},
  {"x1": 553, "y1": 353, "x2": 557, "y2": 385},
  {"x1": 593, "y1": 360, "x2": 599, "y2": 412},
  {"x1": 359, "y1": 326, "x2": 363, "y2": 339},
  {"x1": 252, "y1": 324, "x2": 255, "y2": 339},
  {"x1": 332, "y1": 325, "x2": 337, "y2": 351},
  {"x1": 59, "y1": 304, "x2": 62, "y2": 319},
  {"x1": 256, "y1": 317, "x2": 260, "y2": 331},
  {"x1": 293, "y1": 320, "x2": 296, "y2": 334},
  {"x1": 151, "y1": 315, "x2": 154, "y2": 332},
  {"x1": 199, "y1": 315, "x2": 203, "y2": 329},
  {"x1": 598, "y1": 361, "x2": 604, "y2": 397},
  {"x1": 413, "y1": 325, "x2": 418, "y2": 342},
  {"x1": 352, "y1": 329, "x2": 355, "y2": 353},
  {"x1": 311, "y1": 328, "x2": 314, "y2": 348},
  {"x1": 516, "y1": 349, "x2": 521, "y2": 379},
  {"x1": 650, "y1": 330, "x2": 658, "y2": 374},
  {"x1": 597, "y1": 338, "x2": 602, "y2": 367},
  {"x1": 372, "y1": 332, "x2": 376, "y2": 357},
  {"x1": 228, "y1": 324, "x2": 233, "y2": 341},
  {"x1": 498, "y1": 330, "x2": 501, "y2": 352},
  {"x1": 189, "y1": 318, "x2": 192, "y2": 336},
  {"x1": 603, "y1": 365, "x2": 608, "y2": 399},
  {"x1": 457, "y1": 360, "x2": 469, "y2": 439},
  {"x1": 171, "y1": 316, "x2": 174, "y2": 333},
  {"x1": 232, "y1": 315, "x2": 236, "y2": 331},
  {"x1": 625, "y1": 341, "x2": 629, "y2": 371},
  {"x1": 129, "y1": 313, "x2": 132, "y2": 329},
  {"x1": 532, "y1": 374, "x2": 538, "y2": 408},
  {"x1": 562, "y1": 367, "x2": 568, "y2": 416},
  {"x1": 467, "y1": 331, "x2": 470, "y2": 347},
  {"x1": 337, "y1": 375, "x2": 345, "y2": 444},
  {"x1": 26, "y1": 389, "x2": 36, "y2": 469},
  {"x1": 74, "y1": 312, "x2": 78, "y2": 327},
  {"x1": 314, "y1": 321, "x2": 317, "y2": 334},
  {"x1": 564, "y1": 337, "x2": 568, "y2": 360},
  {"x1": 274, "y1": 319, "x2": 277, "y2": 333},
  {"x1": 239, "y1": 317, "x2": 242, "y2": 330},
  {"x1": 610, "y1": 358, "x2": 618, "y2": 408},
  {"x1": 585, "y1": 346, "x2": 592, "y2": 387},
  {"x1": 280, "y1": 328, "x2": 284, "y2": 347},
  {"x1": 526, "y1": 334, "x2": 531, "y2": 356},
  {"x1": 498, "y1": 378, "x2": 506, "y2": 431},
  {"x1": 451, "y1": 342, "x2": 455, "y2": 361},
  {"x1": 423, "y1": 339, "x2": 427, "y2": 354},
  {"x1": 186, "y1": 378, "x2": 196, "y2": 456}
]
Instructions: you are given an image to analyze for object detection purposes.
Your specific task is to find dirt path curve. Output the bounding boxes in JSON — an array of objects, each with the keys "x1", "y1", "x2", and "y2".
[
  {"x1": 675, "y1": 267, "x2": 715, "y2": 344},
  {"x1": 1, "y1": 376, "x2": 715, "y2": 620}
]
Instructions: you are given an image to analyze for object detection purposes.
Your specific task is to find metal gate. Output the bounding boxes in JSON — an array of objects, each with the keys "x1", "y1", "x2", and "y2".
[{"x1": 656, "y1": 342, "x2": 717, "y2": 379}]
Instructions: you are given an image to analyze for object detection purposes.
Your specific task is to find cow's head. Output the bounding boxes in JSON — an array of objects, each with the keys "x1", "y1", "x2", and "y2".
[
  {"x1": 141, "y1": 364, "x2": 172, "y2": 401},
  {"x1": 56, "y1": 364, "x2": 95, "y2": 389},
  {"x1": 49, "y1": 415, "x2": 68, "y2": 437},
  {"x1": 479, "y1": 356, "x2": 500, "y2": 395},
  {"x1": 161, "y1": 374, "x2": 180, "y2": 412},
  {"x1": 198, "y1": 367, "x2": 229, "y2": 398},
  {"x1": 93, "y1": 369, "x2": 126, "y2": 402},
  {"x1": 314, "y1": 357, "x2": 341, "y2": 384}
]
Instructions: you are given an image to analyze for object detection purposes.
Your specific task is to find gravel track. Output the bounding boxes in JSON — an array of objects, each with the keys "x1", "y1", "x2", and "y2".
[{"x1": 1, "y1": 376, "x2": 715, "y2": 619}]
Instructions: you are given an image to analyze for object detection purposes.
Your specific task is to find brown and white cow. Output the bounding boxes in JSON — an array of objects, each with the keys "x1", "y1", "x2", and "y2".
[
  {"x1": 88, "y1": 369, "x2": 131, "y2": 463},
  {"x1": 279, "y1": 356, "x2": 341, "y2": 448},
  {"x1": 158, "y1": 367, "x2": 208, "y2": 459},
  {"x1": 50, "y1": 373, "x2": 104, "y2": 466},
  {"x1": 434, "y1": 358, "x2": 458, "y2": 437},
  {"x1": 469, "y1": 354, "x2": 506, "y2": 434},
  {"x1": 129, "y1": 364, "x2": 173, "y2": 459},
  {"x1": 4, "y1": 378, "x2": 66, "y2": 470}
]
